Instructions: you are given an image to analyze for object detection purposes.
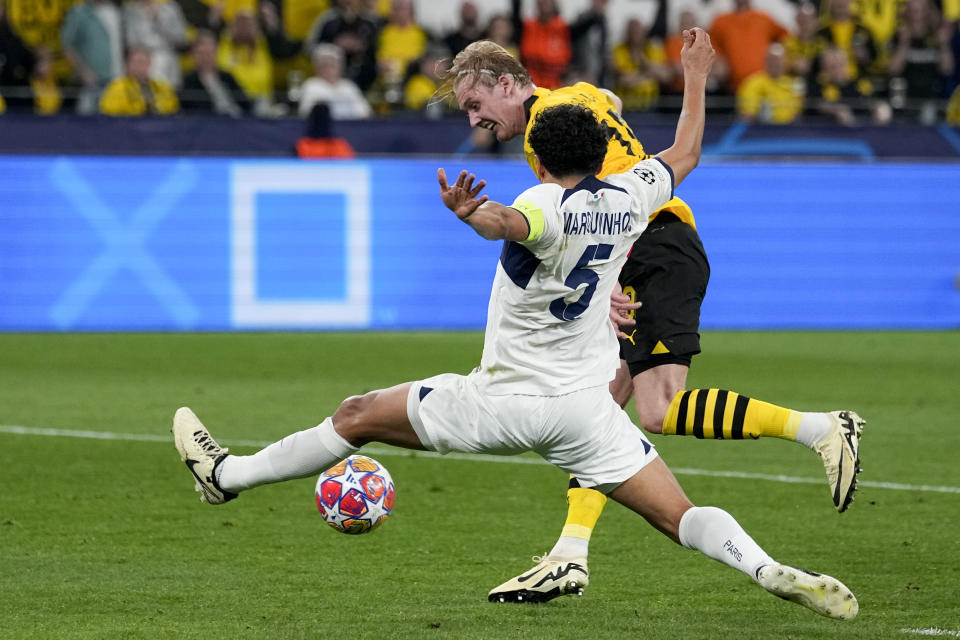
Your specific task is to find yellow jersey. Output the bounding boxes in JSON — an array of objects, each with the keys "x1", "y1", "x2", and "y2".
[
  {"x1": 99, "y1": 77, "x2": 179, "y2": 116},
  {"x1": 5, "y1": 0, "x2": 75, "y2": 51},
  {"x1": 282, "y1": 0, "x2": 329, "y2": 40},
  {"x1": 377, "y1": 23, "x2": 428, "y2": 79},
  {"x1": 854, "y1": 0, "x2": 906, "y2": 46},
  {"x1": 217, "y1": 37, "x2": 274, "y2": 99},
  {"x1": 32, "y1": 77, "x2": 63, "y2": 115},
  {"x1": 404, "y1": 74, "x2": 437, "y2": 110},
  {"x1": 6, "y1": 0, "x2": 76, "y2": 80},
  {"x1": 522, "y1": 83, "x2": 695, "y2": 228},
  {"x1": 947, "y1": 86, "x2": 960, "y2": 126},
  {"x1": 736, "y1": 72, "x2": 804, "y2": 124},
  {"x1": 611, "y1": 42, "x2": 667, "y2": 111}
]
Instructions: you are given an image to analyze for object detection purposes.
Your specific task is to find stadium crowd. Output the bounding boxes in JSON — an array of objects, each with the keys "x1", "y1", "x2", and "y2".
[{"x1": 0, "y1": 0, "x2": 959, "y2": 125}]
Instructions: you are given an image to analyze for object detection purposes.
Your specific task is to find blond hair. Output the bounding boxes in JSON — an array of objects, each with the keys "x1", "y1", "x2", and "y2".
[{"x1": 435, "y1": 40, "x2": 532, "y2": 102}]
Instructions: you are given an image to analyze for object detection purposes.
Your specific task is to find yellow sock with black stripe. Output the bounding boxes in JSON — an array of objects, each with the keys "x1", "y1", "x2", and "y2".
[
  {"x1": 662, "y1": 389, "x2": 802, "y2": 440},
  {"x1": 562, "y1": 485, "x2": 607, "y2": 539},
  {"x1": 548, "y1": 481, "x2": 607, "y2": 559}
]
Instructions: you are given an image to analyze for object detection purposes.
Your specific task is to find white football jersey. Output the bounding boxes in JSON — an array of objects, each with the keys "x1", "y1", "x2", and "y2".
[{"x1": 475, "y1": 158, "x2": 675, "y2": 395}]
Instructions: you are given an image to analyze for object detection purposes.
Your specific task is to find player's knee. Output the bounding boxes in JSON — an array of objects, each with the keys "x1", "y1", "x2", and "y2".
[
  {"x1": 635, "y1": 401, "x2": 666, "y2": 434},
  {"x1": 610, "y1": 374, "x2": 633, "y2": 408},
  {"x1": 635, "y1": 388, "x2": 677, "y2": 434},
  {"x1": 333, "y1": 392, "x2": 378, "y2": 441}
]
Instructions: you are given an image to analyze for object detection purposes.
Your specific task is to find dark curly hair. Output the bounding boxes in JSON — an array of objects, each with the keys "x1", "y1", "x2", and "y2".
[{"x1": 528, "y1": 104, "x2": 609, "y2": 179}]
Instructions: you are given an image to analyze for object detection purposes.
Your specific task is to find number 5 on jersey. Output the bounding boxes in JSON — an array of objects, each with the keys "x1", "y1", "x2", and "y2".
[{"x1": 549, "y1": 244, "x2": 614, "y2": 321}]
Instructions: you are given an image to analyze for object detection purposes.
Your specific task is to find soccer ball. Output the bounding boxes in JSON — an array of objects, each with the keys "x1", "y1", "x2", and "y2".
[{"x1": 315, "y1": 455, "x2": 395, "y2": 534}]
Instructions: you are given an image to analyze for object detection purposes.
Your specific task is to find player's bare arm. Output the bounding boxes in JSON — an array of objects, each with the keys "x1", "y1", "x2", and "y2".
[
  {"x1": 656, "y1": 28, "x2": 715, "y2": 185},
  {"x1": 437, "y1": 168, "x2": 530, "y2": 242}
]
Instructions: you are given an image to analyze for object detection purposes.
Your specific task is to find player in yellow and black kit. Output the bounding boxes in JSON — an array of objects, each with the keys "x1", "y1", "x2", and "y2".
[{"x1": 443, "y1": 40, "x2": 865, "y2": 604}]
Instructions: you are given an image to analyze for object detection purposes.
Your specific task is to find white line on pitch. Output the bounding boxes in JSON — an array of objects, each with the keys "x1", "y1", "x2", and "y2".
[
  {"x1": 2, "y1": 424, "x2": 959, "y2": 495},
  {"x1": 902, "y1": 629, "x2": 960, "y2": 637}
]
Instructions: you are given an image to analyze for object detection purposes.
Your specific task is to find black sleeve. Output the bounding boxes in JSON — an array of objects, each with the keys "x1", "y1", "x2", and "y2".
[
  {"x1": 260, "y1": 1, "x2": 302, "y2": 60},
  {"x1": 178, "y1": 72, "x2": 209, "y2": 113},
  {"x1": 263, "y1": 29, "x2": 302, "y2": 59}
]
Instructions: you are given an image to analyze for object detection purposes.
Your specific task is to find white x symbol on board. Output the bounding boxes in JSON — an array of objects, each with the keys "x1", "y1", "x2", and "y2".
[{"x1": 48, "y1": 159, "x2": 199, "y2": 329}]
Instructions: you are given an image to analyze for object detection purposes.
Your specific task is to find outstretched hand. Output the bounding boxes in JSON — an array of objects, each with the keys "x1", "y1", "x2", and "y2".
[
  {"x1": 680, "y1": 27, "x2": 716, "y2": 79},
  {"x1": 438, "y1": 168, "x2": 489, "y2": 220}
]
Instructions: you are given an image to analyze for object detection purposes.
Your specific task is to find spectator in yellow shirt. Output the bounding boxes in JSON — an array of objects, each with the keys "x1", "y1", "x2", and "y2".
[
  {"x1": 218, "y1": 10, "x2": 275, "y2": 116},
  {"x1": 814, "y1": 45, "x2": 891, "y2": 125},
  {"x1": 816, "y1": 0, "x2": 878, "y2": 79},
  {"x1": 4, "y1": 0, "x2": 74, "y2": 81},
  {"x1": 404, "y1": 45, "x2": 451, "y2": 116},
  {"x1": 737, "y1": 43, "x2": 804, "y2": 124},
  {"x1": 376, "y1": 0, "x2": 427, "y2": 86},
  {"x1": 855, "y1": 0, "x2": 903, "y2": 50},
  {"x1": 611, "y1": 17, "x2": 670, "y2": 111},
  {"x1": 100, "y1": 46, "x2": 179, "y2": 115}
]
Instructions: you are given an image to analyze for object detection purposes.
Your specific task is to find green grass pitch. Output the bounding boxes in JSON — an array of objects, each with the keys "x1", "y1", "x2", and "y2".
[{"x1": 1, "y1": 331, "x2": 958, "y2": 639}]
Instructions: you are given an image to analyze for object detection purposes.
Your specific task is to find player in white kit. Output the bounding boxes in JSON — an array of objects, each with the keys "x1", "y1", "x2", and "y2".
[
  {"x1": 173, "y1": 29, "x2": 857, "y2": 620},
  {"x1": 408, "y1": 137, "x2": 670, "y2": 492}
]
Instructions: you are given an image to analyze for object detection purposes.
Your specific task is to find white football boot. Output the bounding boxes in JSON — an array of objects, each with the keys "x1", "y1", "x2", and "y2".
[
  {"x1": 172, "y1": 406, "x2": 237, "y2": 505},
  {"x1": 757, "y1": 563, "x2": 859, "y2": 620},
  {"x1": 814, "y1": 410, "x2": 865, "y2": 512},
  {"x1": 488, "y1": 556, "x2": 588, "y2": 603}
]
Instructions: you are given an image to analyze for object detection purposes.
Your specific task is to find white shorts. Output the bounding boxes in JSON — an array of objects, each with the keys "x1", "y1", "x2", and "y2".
[{"x1": 407, "y1": 372, "x2": 658, "y2": 494}]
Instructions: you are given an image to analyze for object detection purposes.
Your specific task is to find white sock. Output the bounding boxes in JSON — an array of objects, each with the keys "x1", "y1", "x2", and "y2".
[
  {"x1": 678, "y1": 506, "x2": 775, "y2": 581},
  {"x1": 548, "y1": 536, "x2": 590, "y2": 560},
  {"x1": 217, "y1": 417, "x2": 357, "y2": 492},
  {"x1": 795, "y1": 412, "x2": 832, "y2": 448}
]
